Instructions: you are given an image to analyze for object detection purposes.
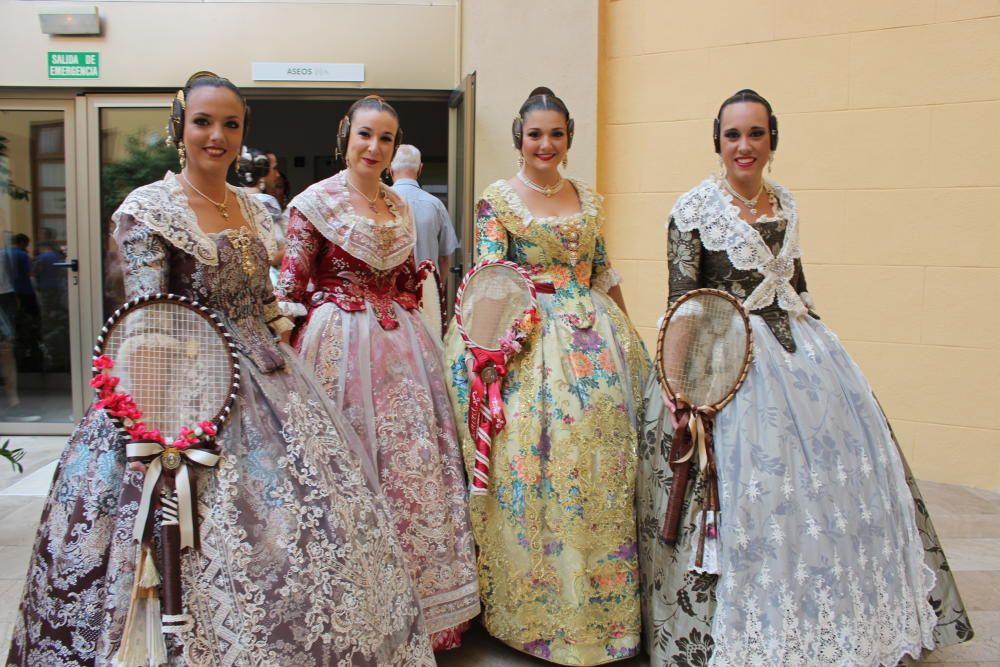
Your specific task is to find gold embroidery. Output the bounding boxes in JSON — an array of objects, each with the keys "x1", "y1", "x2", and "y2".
[{"x1": 228, "y1": 227, "x2": 257, "y2": 276}]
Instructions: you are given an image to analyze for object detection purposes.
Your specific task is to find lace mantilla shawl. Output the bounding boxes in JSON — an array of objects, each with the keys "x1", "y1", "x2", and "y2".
[
  {"x1": 289, "y1": 170, "x2": 414, "y2": 271},
  {"x1": 671, "y1": 178, "x2": 806, "y2": 315},
  {"x1": 111, "y1": 171, "x2": 277, "y2": 265}
]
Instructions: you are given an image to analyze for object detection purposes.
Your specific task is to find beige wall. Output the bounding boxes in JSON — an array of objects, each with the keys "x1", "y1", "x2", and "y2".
[
  {"x1": 599, "y1": 0, "x2": 1000, "y2": 490},
  {"x1": 0, "y1": 0, "x2": 456, "y2": 90},
  {"x1": 460, "y1": 0, "x2": 598, "y2": 197}
]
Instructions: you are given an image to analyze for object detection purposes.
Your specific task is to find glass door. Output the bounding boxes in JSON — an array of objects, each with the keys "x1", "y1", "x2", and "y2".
[
  {"x1": 82, "y1": 95, "x2": 173, "y2": 330},
  {"x1": 0, "y1": 99, "x2": 81, "y2": 432}
]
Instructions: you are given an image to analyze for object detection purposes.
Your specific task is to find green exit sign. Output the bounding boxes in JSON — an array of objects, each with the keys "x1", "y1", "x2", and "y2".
[{"x1": 47, "y1": 52, "x2": 100, "y2": 79}]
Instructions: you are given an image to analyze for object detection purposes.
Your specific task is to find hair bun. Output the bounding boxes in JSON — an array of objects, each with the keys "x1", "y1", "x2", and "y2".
[
  {"x1": 529, "y1": 86, "x2": 556, "y2": 98},
  {"x1": 185, "y1": 70, "x2": 221, "y2": 87}
]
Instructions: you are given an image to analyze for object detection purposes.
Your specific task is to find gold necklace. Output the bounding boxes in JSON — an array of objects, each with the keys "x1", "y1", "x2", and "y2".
[
  {"x1": 517, "y1": 170, "x2": 566, "y2": 197},
  {"x1": 722, "y1": 178, "x2": 765, "y2": 216},
  {"x1": 346, "y1": 175, "x2": 381, "y2": 213},
  {"x1": 180, "y1": 172, "x2": 230, "y2": 220}
]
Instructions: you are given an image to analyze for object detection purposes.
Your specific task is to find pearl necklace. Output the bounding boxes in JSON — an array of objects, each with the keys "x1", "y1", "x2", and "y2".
[
  {"x1": 517, "y1": 170, "x2": 565, "y2": 198},
  {"x1": 346, "y1": 175, "x2": 381, "y2": 213},
  {"x1": 722, "y1": 178, "x2": 765, "y2": 216},
  {"x1": 180, "y1": 172, "x2": 230, "y2": 220}
]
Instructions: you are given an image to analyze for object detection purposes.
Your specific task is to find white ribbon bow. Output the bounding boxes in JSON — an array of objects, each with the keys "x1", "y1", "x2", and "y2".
[{"x1": 127, "y1": 441, "x2": 221, "y2": 549}]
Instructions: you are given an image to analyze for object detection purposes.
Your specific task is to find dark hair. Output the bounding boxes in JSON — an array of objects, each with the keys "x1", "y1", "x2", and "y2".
[
  {"x1": 12, "y1": 233, "x2": 29, "y2": 247},
  {"x1": 713, "y1": 88, "x2": 778, "y2": 153},
  {"x1": 235, "y1": 146, "x2": 271, "y2": 188},
  {"x1": 335, "y1": 95, "x2": 403, "y2": 161},
  {"x1": 167, "y1": 71, "x2": 250, "y2": 146},
  {"x1": 512, "y1": 86, "x2": 574, "y2": 149}
]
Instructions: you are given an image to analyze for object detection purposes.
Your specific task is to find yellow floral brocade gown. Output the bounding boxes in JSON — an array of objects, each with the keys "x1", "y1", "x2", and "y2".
[{"x1": 444, "y1": 180, "x2": 650, "y2": 665}]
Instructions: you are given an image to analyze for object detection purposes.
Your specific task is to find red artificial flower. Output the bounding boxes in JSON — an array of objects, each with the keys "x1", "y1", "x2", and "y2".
[{"x1": 93, "y1": 355, "x2": 114, "y2": 370}]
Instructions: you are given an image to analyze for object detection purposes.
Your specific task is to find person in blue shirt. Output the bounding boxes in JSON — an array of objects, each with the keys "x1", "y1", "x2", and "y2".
[{"x1": 390, "y1": 144, "x2": 459, "y2": 277}]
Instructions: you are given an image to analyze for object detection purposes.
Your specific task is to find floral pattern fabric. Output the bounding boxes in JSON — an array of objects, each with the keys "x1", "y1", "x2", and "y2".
[
  {"x1": 277, "y1": 171, "x2": 480, "y2": 643},
  {"x1": 443, "y1": 179, "x2": 650, "y2": 665},
  {"x1": 6, "y1": 174, "x2": 434, "y2": 666},
  {"x1": 637, "y1": 179, "x2": 973, "y2": 666}
]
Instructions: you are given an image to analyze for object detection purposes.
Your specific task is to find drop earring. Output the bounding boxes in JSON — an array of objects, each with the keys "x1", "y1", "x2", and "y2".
[
  {"x1": 768, "y1": 154, "x2": 774, "y2": 174},
  {"x1": 517, "y1": 155, "x2": 524, "y2": 170},
  {"x1": 562, "y1": 155, "x2": 568, "y2": 169},
  {"x1": 718, "y1": 156, "x2": 725, "y2": 178},
  {"x1": 177, "y1": 142, "x2": 187, "y2": 170}
]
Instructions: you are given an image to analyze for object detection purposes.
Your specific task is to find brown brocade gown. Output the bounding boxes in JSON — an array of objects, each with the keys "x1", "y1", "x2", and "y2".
[{"x1": 5, "y1": 173, "x2": 435, "y2": 667}]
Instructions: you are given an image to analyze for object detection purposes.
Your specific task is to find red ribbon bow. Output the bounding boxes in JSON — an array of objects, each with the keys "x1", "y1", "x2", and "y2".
[{"x1": 468, "y1": 347, "x2": 508, "y2": 494}]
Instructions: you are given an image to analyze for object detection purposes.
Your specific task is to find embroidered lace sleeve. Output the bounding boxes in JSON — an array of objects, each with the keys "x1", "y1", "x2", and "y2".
[
  {"x1": 262, "y1": 297, "x2": 293, "y2": 335},
  {"x1": 113, "y1": 212, "x2": 169, "y2": 299},
  {"x1": 793, "y1": 258, "x2": 819, "y2": 317},
  {"x1": 667, "y1": 217, "x2": 701, "y2": 304},
  {"x1": 275, "y1": 207, "x2": 322, "y2": 318},
  {"x1": 475, "y1": 197, "x2": 508, "y2": 261}
]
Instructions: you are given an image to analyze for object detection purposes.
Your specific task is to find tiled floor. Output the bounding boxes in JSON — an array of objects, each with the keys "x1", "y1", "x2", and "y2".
[{"x1": 0, "y1": 435, "x2": 996, "y2": 666}]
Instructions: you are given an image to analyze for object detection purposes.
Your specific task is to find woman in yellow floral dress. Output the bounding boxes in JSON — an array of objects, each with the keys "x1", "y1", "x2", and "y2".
[{"x1": 444, "y1": 87, "x2": 650, "y2": 665}]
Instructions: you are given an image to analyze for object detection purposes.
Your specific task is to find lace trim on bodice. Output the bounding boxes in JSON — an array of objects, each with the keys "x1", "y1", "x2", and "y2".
[
  {"x1": 288, "y1": 171, "x2": 414, "y2": 271},
  {"x1": 111, "y1": 171, "x2": 276, "y2": 266},
  {"x1": 670, "y1": 177, "x2": 806, "y2": 315},
  {"x1": 490, "y1": 177, "x2": 602, "y2": 233}
]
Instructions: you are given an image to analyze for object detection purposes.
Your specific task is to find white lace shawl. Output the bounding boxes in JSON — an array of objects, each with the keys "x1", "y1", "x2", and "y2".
[
  {"x1": 111, "y1": 171, "x2": 277, "y2": 265},
  {"x1": 288, "y1": 170, "x2": 414, "y2": 272},
  {"x1": 670, "y1": 178, "x2": 806, "y2": 315}
]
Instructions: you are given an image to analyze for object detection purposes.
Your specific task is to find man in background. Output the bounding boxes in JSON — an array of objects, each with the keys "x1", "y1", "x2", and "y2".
[{"x1": 390, "y1": 145, "x2": 459, "y2": 277}]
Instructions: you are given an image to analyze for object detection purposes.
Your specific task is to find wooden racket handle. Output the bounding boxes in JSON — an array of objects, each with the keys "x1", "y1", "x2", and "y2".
[
  {"x1": 161, "y1": 522, "x2": 182, "y2": 618},
  {"x1": 159, "y1": 484, "x2": 184, "y2": 632},
  {"x1": 660, "y1": 424, "x2": 693, "y2": 545}
]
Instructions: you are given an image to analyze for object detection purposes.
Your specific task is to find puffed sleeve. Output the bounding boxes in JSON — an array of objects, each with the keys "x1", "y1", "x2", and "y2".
[
  {"x1": 667, "y1": 217, "x2": 702, "y2": 305},
  {"x1": 113, "y1": 212, "x2": 169, "y2": 299},
  {"x1": 274, "y1": 206, "x2": 323, "y2": 318},
  {"x1": 474, "y1": 197, "x2": 508, "y2": 262}
]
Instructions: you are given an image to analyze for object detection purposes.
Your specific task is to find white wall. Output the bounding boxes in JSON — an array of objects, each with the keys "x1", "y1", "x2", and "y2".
[{"x1": 0, "y1": 0, "x2": 457, "y2": 90}]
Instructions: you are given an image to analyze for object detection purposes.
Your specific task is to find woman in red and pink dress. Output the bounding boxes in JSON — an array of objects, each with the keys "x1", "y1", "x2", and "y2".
[{"x1": 276, "y1": 95, "x2": 478, "y2": 652}]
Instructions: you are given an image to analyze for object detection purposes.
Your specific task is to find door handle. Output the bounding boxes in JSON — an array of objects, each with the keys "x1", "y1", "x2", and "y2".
[{"x1": 52, "y1": 259, "x2": 79, "y2": 271}]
